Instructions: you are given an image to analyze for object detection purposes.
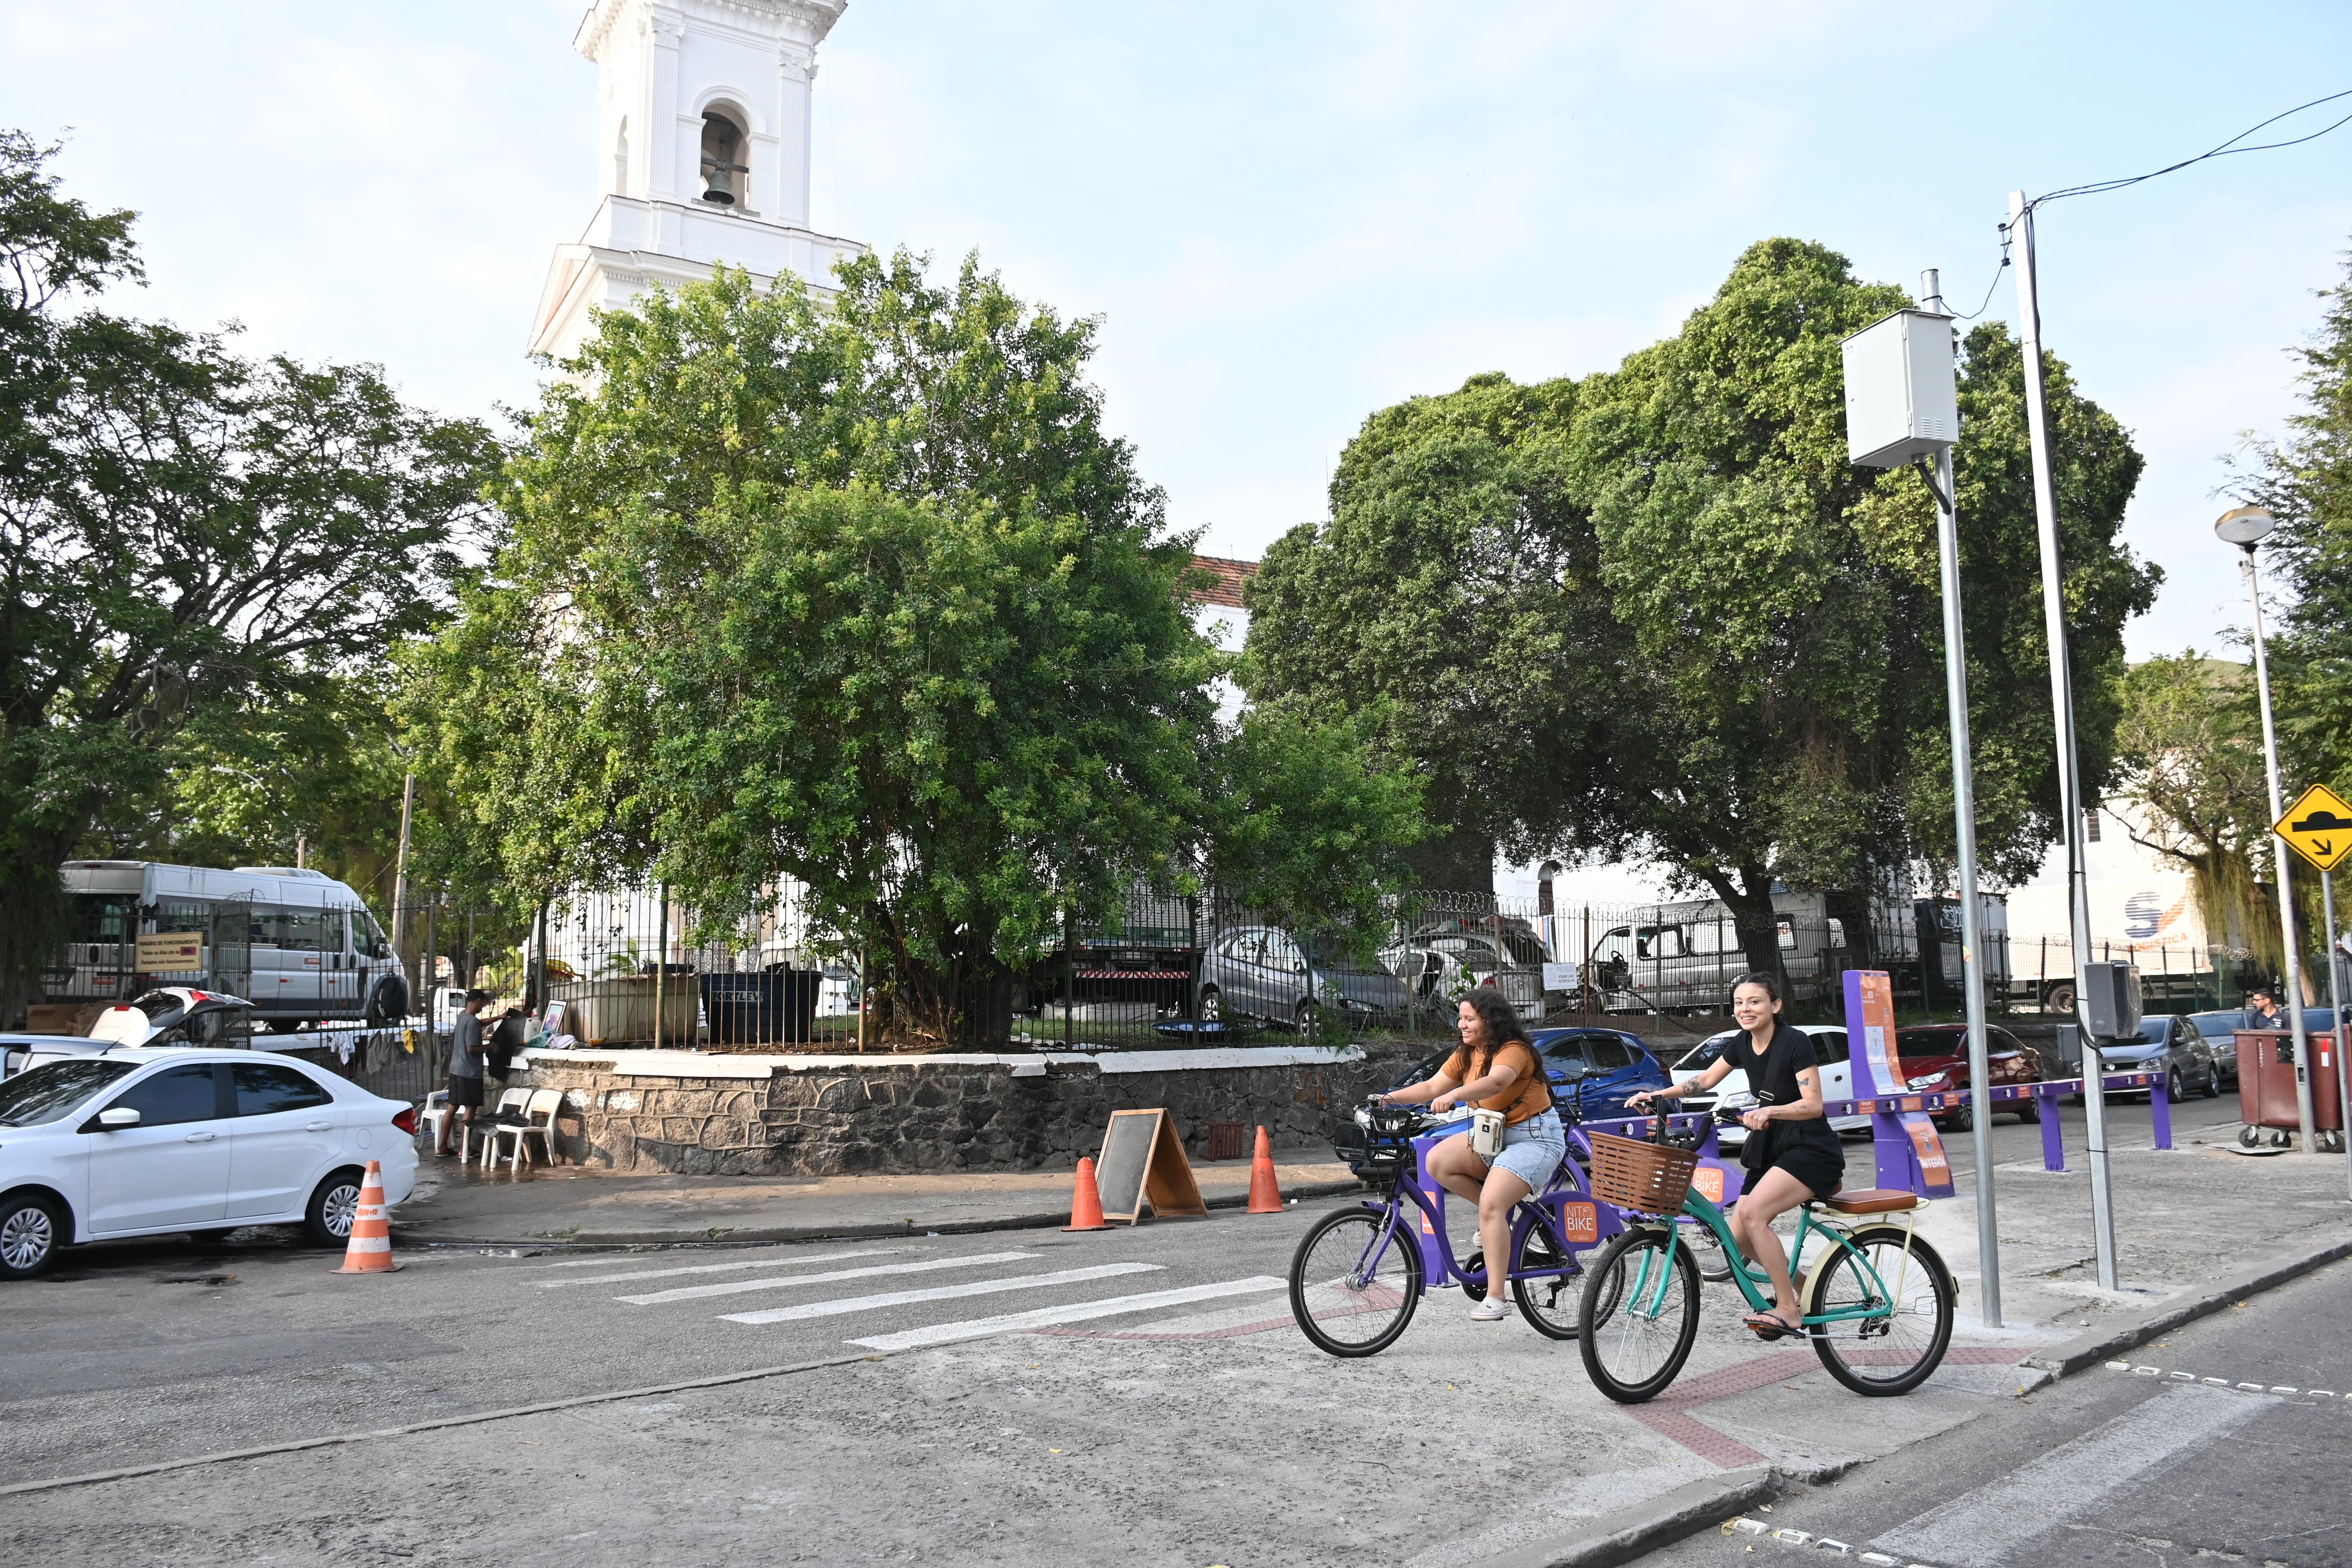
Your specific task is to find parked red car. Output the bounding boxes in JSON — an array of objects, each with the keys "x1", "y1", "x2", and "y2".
[{"x1": 1894, "y1": 1023, "x2": 2046, "y2": 1130}]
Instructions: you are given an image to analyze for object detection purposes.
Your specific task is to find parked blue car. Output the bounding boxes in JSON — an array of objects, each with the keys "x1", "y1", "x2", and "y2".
[{"x1": 1374, "y1": 1027, "x2": 1669, "y2": 1123}]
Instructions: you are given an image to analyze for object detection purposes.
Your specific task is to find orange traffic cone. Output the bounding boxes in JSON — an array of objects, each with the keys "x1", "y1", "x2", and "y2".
[
  {"x1": 1063, "y1": 1156, "x2": 1110, "y2": 1232},
  {"x1": 335, "y1": 1160, "x2": 402, "y2": 1273},
  {"x1": 1246, "y1": 1125, "x2": 1284, "y2": 1214}
]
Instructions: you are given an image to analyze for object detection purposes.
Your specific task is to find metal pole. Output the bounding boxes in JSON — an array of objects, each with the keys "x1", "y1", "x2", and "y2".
[
  {"x1": 1922, "y1": 413, "x2": 2002, "y2": 1326},
  {"x1": 2242, "y1": 546, "x2": 2317, "y2": 1148},
  {"x1": 653, "y1": 883, "x2": 668, "y2": 1050},
  {"x1": 389, "y1": 773, "x2": 416, "y2": 1017},
  {"x1": 2324, "y1": 871, "x2": 2351, "y2": 1194},
  {"x1": 2009, "y1": 193, "x2": 2118, "y2": 1288}
]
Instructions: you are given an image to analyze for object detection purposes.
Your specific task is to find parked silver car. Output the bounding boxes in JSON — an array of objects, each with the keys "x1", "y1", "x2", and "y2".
[
  {"x1": 1197, "y1": 925, "x2": 1411, "y2": 1031},
  {"x1": 1380, "y1": 916, "x2": 1551, "y2": 1020}
]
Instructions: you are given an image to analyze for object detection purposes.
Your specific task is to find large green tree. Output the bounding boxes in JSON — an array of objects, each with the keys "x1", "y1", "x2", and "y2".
[
  {"x1": 408, "y1": 255, "x2": 1416, "y2": 1046},
  {"x1": 0, "y1": 132, "x2": 497, "y2": 1022},
  {"x1": 2240, "y1": 241, "x2": 2352, "y2": 791},
  {"x1": 1249, "y1": 238, "x2": 2157, "y2": 972}
]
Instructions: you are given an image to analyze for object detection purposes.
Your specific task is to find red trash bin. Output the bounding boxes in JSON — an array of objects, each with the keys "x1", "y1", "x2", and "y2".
[{"x1": 2236, "y1": 1029, "x2": 2344, "y2": 1139}]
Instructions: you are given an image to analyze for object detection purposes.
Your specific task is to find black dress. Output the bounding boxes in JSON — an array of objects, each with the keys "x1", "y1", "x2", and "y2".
[{"x1": 1727, "y1": 1023, "x2": 1845, "y2": 1197}]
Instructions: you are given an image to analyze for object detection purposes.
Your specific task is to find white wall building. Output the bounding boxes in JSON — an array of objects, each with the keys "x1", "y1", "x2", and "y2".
[{"x1": 528, "y1": 0, "x2": 867, "y2": 363}]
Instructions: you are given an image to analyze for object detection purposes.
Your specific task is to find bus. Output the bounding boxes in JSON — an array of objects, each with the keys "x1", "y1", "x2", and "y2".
[{"x1": 46, "y1": 861, "x2": 406, "y2": 1029}]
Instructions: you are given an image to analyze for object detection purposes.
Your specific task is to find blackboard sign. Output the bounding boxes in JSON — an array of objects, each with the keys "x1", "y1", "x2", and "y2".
[{"x1": 1093, "y1": 1108, "x2": 1207, "y2": 1224}]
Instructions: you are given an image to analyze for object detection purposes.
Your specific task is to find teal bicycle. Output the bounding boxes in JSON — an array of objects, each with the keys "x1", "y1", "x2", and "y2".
[{"x1": 1576, "y1": 1108, "x2": 1954, "y2": 1403}]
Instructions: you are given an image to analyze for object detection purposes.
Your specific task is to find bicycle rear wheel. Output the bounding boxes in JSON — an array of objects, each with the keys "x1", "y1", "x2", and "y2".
[
  {"x1": 1290, "y1": 1206, "x2": 1423, "y2": 1358},
  {"x1": 1509, "y1": 1217, "x2": 1582, "y2": 1340},
  {"x1": 1803, "y1": 1226, "x2": 1954, "y2": 1396},
  {"x1": 1578, "y1": 1228, "x2": 1700, "y2": 1404}
]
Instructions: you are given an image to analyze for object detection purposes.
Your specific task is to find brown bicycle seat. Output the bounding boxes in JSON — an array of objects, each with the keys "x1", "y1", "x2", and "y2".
[{"x1": 1812, "y1": 1188, "x2": 1920, "y2": 1215}]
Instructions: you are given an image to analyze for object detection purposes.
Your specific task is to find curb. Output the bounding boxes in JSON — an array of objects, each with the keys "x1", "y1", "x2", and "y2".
[
  {"x1": 2020, "y1": 1230, "x2": 2352, "y2": 1377},
  {"x1": 1478, "y1": 1467, "x2": 1780, "y2": 1568},
  {"x1": 392, "y1": 1178, "x2": 1369, "y2": 1251}
]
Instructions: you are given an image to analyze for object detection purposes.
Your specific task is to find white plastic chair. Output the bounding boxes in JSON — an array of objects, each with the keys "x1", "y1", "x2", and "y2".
[
  {"x1": 478, "y1": 1087, "x2": 531, "y2": 1168},
  {"x1": 488, "y1": 1088, "x2": 566, "y2": 1173},
  {"x1": 419, "y1": 1089, "x2": 451, "y2": 1154}
]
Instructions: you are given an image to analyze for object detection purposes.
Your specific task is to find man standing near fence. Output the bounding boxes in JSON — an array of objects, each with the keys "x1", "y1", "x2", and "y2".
[{"x1": 435, "y1": 989, "x2": 491, "y2": 1157}]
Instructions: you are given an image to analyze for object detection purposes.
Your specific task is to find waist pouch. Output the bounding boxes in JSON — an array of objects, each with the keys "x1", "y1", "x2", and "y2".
[{"x1": 1469, "y1": 1109, "x2": 1507, "y2": 1159}]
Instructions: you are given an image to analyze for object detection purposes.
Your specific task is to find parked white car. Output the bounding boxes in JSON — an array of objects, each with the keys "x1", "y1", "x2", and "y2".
[
  {"x1": 1667, "y1": 1024, "x2": 1871, "y2": 1146},
  {"x1": 0, "y1": 1047, "x2": 418, "y2": 1279}
]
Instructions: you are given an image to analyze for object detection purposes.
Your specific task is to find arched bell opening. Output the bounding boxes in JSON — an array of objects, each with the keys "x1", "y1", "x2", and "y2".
[{"x1": 699, "y1": 108, "x2": 747, "y2": 206}]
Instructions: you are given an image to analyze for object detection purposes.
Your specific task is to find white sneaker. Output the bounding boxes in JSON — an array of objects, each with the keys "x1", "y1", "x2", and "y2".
[{"x1": 1469, "y1": 1298, "x2": 1511, "y2": 1321}]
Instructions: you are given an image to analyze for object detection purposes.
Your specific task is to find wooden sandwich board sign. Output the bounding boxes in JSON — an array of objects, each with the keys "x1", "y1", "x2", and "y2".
[
  {"x1": 2274, "y1": 782, "x2": 2352, "y2": 873},
  {"x1": 1093, "y1": 1108, "x2": 1208, "y2": 1224}
]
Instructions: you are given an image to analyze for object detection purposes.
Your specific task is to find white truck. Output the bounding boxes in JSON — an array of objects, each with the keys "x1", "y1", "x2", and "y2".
[{"x1": 45, "y1": 861, "x2": 405, "y2": 1030}]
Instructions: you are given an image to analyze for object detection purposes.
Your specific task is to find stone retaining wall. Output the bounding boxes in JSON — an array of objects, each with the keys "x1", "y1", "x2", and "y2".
[{"x1": 509, "y1": 1043, "x2": 1425, "y2": 1177}]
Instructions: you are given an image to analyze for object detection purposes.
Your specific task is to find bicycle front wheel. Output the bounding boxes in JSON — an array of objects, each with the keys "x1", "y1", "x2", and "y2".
[
  {"x1": 1803, "y1": 1226, "x2": 1954, "y2": 1396},
  {"x1": 1290, "y1": 1206, "x2": 1423, "y2": 1358},
  {"x1": 1578, "y1": 1228, "x2": 1700, "y2": 1404}
]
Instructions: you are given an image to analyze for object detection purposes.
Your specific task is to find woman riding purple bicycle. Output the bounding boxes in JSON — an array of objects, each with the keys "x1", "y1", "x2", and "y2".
[{"x1": 1377, "y1": 986, "x2": 1567, "y2": 1321}]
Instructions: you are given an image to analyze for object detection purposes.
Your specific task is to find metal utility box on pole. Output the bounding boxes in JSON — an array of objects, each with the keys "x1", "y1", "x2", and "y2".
[
  {"x1": 1840, "y1": 287, "x2": 2002, "y2": 1327},
  {"x1": 2008, "y1": 191, "x2": 2120, "y2": 1290}
]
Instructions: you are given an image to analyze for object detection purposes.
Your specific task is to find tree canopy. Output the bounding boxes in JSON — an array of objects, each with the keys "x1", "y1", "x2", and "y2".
[
  {"x1": 408, "y1": 255, "x2": 1418, "y2": 1046},
  {"x1": 0, "y1": 132, "x2": 497, "y2": 1019},
  {"x1": 1248, "y1": 238, "x2": 2157, "y2": 969}
]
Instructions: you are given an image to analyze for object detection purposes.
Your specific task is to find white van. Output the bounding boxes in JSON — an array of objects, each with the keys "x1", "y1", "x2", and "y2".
[{"x1": 47, "y1": 862, "x2": 404, "y2": 1030}]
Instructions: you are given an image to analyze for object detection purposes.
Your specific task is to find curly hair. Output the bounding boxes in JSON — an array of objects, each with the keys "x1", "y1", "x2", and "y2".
[{"x1": 1456, "y1": 985, "x2": 1532, "y2": 1075}]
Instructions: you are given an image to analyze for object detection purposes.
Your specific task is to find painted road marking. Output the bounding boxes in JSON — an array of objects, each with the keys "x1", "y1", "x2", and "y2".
[
  {"x1": 2113, "y1": 1359, "x2": 2342, "y2": 1399},
  {"x1": 720, "y1": 1262, "x2": 1164, "y2": 1326},
  {"x1": 847, "y1": 1276, "x2": 1290, "y2": 1351},
  {"x1": 1871, "y1": 1383, "x2": 2276, "y2": 1568},
  {"x1": 616, "y1": 1251, "x2": 1039, "y2": 1306},
  {"x1": 541, "y1": 1246, "x2": 913, "y2": 1289}
]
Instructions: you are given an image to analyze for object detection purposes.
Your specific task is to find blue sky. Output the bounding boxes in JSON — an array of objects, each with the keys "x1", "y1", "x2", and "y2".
[{"x1": 3, "y1": 1, "x2": 2347, "y2": 660}]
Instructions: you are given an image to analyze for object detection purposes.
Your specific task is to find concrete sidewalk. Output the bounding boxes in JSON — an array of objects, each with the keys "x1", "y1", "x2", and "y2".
[{"x1": 391, "y1": 1151, "x2": 1365, "y2": 1246}]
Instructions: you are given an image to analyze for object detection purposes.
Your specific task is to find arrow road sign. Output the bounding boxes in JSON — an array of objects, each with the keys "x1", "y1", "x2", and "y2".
[{"x1": 2275, "y1": 782, "x2": 2352, "y2": 872}]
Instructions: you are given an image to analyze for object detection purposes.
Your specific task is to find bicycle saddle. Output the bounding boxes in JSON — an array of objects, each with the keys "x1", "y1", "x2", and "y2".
[{"x1": 1808, "y1": 1188, "x2": 1920, "y2": 1214}]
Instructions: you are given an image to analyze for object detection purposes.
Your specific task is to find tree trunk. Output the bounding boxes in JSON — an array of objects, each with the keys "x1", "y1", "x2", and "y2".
[
  {"x1": 875, "y1": 921, "x2": 1018, "y2": 1049},
  {"x1": 1696, "y1": 866, "x2": 1784, "y2": 1006},
  {"x1": 0, "y1": 837, "x2": 73, "y2": 1031}
]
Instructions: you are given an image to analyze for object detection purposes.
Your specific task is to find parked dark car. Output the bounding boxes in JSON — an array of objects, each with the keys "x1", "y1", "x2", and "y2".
[
  {"x1": 1372, "y1": 1028, "x2": 1669, "y2": 1125},
  {"x1": 1893, "y1": 1023, "x2": 2047, "y2": 1130},
  {"x1": 2097, "y1": 1013, "x2": 2223, "y2": 1101},
  {"x1": 2187, "y1": 1010, "x2": 2246, "y2": 1083}
]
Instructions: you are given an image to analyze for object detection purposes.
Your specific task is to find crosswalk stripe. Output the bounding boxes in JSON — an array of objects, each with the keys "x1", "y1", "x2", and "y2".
[
  {"x1": 617, "y1": 1251, "x2": 1038, "y2": 1307},
  {"x1": 1872, "y1": 1383, "x2": 2274, "y2": 1567},
  {"x1": 846, "y1": 1275, "x2": 1290, "y2": 1352},
  {"x1": 541, "y1": 1245, "x2": 911, "y2": 1289},
  {"x1": 718, "y1": 1262, "x2": 1163, "y2": 1326}
]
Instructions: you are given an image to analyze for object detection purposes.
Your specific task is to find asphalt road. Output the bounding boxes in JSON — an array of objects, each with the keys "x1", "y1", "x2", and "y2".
[{"x1": 1632, "y1": 1256, "x2": 2352, "y2": 1568}]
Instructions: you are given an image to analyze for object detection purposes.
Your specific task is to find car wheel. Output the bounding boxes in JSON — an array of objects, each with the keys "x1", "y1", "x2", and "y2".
[
  {"x1": 2043, "y1": 981, "x2": 2076, "y2": 1016},
  {"x1": 1944, "y1": 1103, "x2": 1973, "y2": 1134},
  {"x1": 2166, "y1": 1068, "x2": 2183, "y2": 1103},
  {"x1": 0, "y1": 1193, "x2": 66, "y2": 1280},
  {"x1": 1197, "y1": 986, "x2": 1222, "y2": 1023},
  {"x1": 2014, "y1": 1096, "x2": 2041, "y2": 1124},
  {"x1": 304, "y1": 1168, "x2": 367, "y2": 1249},
  {"x1": 1294, "y1": 999, "x2": 1321, "y2": 1036}
]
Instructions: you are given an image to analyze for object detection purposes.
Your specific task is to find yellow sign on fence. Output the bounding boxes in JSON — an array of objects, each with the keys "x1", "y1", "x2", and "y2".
[{"x1": 2274, "y1": 783, "x2": 2352, "y2": 873}]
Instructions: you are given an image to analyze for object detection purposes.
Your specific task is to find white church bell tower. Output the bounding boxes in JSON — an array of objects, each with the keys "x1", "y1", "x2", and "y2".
[{"x1": 528, "y1": 0, "x2": 866, "y2": 362}]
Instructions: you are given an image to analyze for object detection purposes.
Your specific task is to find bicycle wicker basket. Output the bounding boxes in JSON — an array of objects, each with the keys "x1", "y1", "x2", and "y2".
[{"x1": 1584, "y1": 1129, "x2": 1700, "y2": 1214}]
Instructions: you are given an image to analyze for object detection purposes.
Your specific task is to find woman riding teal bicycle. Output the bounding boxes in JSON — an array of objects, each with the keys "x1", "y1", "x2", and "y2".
[
  {"x1": 1378, "y1": 987, "x2": 1567, "y2": 1321},
  {"x1": 1628, "y1": 970, "x2": 1841, "y2": 1338}
]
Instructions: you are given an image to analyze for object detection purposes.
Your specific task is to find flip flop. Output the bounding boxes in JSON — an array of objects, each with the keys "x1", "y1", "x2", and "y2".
[{"x1": 1743, "y1": 1309, "x2": 1803, "y2": 1340}]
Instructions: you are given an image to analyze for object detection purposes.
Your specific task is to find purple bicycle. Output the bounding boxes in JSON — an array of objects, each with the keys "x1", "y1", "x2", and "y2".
[{"x1": 1288, "y1": 1099, "x2": 1625, "y2": 1357}]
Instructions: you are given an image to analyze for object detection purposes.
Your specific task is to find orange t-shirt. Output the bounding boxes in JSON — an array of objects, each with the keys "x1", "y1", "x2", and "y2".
[{"x1": 1441, "y1": 1041, "x2": 1553, "y2": 1126}]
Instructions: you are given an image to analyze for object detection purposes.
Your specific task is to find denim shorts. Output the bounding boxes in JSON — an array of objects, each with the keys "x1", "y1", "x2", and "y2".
[{"x1": 1485, "y1": 1110, "x2": 1567, "y2": 1191}]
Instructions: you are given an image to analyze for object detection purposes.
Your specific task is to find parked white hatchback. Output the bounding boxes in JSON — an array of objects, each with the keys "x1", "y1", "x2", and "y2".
[{"x1": 0, "y1": 1047, "x2": 418, "y2": 1279}]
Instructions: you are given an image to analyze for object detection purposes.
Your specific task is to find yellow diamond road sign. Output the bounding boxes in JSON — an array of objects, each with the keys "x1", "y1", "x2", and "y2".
[{"x1": 2274, "y1": 783, "x2": 2352, "y2": 873}]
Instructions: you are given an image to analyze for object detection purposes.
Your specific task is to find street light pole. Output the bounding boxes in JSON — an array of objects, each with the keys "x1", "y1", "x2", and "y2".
[
  {"x1": 2220, "y1": 507, "x2": 2317, "y2": 1150},
  {"x1": 2008, "y1": 191, "x2": 2118, "y2": 1288},
  {"x1": 1918, "y1": 269, "x2": 2002, "y2": 1328}
]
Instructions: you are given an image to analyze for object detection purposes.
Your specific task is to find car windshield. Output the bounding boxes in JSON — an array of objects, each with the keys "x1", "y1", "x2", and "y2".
[
  {"x1": 0, "y1": 1058, "x2": 137, "y2": 1126},
  {"x1": 2134, "y1": 1018, "x2": 2171, "y2": 1045},
  {"x1": 1675, "y1": 1033, "x2": 1738, "y2": 1072}
]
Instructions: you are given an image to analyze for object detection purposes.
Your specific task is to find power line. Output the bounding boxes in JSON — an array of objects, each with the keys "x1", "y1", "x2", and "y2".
[
  {"x1": 1945, "y1": 86, "x2": 2352, "y2": 322},
  {"x1": 2027, "y1": 86, "x2": 2352, "y2": 211}
]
